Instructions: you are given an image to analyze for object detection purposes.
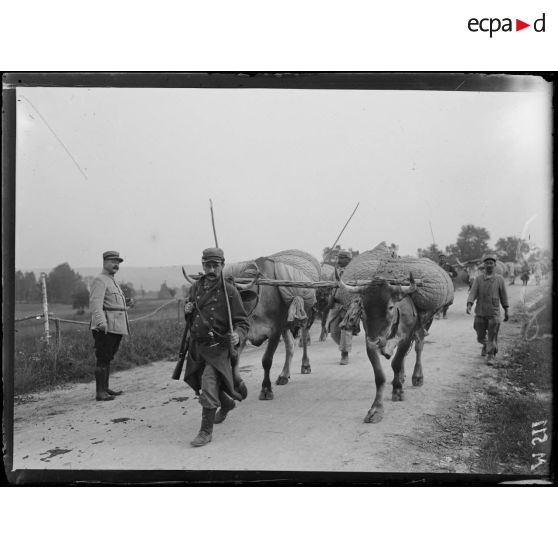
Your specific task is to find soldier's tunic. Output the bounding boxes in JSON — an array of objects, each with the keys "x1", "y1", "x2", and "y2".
[
  {"x1": 89, "y1": 270, "x2": 130, "y2": 365},
  {"x1": 185, "y1": 276, "x2": 250, "y2": 408},
  {"x1": 467, "y1": 272, "x2": 509, "y2": 357}
]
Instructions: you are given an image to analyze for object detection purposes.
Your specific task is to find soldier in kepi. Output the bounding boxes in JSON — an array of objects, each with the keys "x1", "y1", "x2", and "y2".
[
  {"x1": 89, "y1": 251, "x2": 131, "y2": 401},
  {"x1": 326, "y1": 249, "x2": 353, "y2": 365},
  {"x1": 184, "y1": 247, "x2": 250, "y2": 447},
  {"x1": 466, "y1": 253, "x2": 509, "y2": 366}
]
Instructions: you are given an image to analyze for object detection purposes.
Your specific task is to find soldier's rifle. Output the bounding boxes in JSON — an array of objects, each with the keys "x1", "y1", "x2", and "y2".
[{"x1": 171, "y1": 266, "x2": 193, "y2": 380}]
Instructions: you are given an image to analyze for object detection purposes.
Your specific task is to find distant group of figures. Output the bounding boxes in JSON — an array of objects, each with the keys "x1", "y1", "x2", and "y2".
[{"x1": 450, "y1": 257, "x2": 548, "y2": 289}]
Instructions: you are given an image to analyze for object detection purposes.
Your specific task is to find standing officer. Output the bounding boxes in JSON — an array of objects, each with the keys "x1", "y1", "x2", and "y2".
[
  {"x1": 326, "y1": 249, "x2": 353, "y2": 365},
  {"x1": 466, "y1": 253, "x2": 509, "y2": 366},
  {"x1": 89, "y1": 251, "x2": 130, "y2": 401},
  {"x1": 184, "y1": 248, "x2": 250, "y2": 447}
]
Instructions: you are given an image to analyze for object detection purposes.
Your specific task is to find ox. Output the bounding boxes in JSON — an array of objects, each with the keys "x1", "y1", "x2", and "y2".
[
  {"x1": 228, "y1": 257, "x2": 315, "y2": 401},
  {"x1": 341, "y1": 275, "x2": 431, "y2": 423}
]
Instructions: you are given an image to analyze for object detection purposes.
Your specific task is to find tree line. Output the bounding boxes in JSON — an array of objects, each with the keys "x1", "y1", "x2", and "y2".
[
  {"x1": 15, "y1": 263, "x2": 187, "y2": 309},
  {"x1": 416, "y1": 224, "x2": 549, "y2": 265}
]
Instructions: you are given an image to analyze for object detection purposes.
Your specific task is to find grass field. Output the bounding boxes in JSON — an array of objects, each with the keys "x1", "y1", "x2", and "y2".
[{"x1": 13, "y1": 298, "x2": 185, "y2": 395}]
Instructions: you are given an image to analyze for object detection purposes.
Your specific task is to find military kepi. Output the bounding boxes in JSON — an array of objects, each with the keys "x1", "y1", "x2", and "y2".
[
  {"x1": 482, "y1": 253, "x2": 497, "y2": 263},
  {"x1": 202, "y1": 247, "x2": 225, "y2": 263},
  {"x1": 103, "y1": 250, "x2": 124, "y2": 262}
]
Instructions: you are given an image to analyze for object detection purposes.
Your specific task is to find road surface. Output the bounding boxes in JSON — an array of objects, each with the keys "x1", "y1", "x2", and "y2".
[{"x1": 11, "y1": 284, "x2": 540, "y2": 473}]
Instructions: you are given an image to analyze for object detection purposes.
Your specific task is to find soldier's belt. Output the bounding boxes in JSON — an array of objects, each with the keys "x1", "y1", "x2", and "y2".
[{"x1": 104, "y1": 307, "x2": 126, "y2": 311}]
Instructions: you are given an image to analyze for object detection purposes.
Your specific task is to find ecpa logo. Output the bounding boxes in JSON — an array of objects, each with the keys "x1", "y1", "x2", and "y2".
[{"x1": 468, "y1": 12, "x2": 546, "y2": 37}]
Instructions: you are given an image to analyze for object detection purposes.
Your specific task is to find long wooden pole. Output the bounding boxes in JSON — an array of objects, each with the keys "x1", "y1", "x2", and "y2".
[
  {"x1": 40, "y1": 273, "x2": 50, "y2": 345},
  {"x1": 324, "y1": 202, "x2": 359, "y2": 262},
  {"x1": 209, "y1": 198, "x2": 219, "y2": 249}
]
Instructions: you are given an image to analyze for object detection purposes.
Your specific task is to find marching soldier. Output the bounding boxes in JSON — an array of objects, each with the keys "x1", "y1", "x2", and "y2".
[
  {"x1": 326, "y1": 249, "x2": 353, "y2": 365},
  {"x1": 89, "y1": 251, "x2": 131, "y2": 401},
  {"x1": 184, "y1": 248, "x2": 250, "y2": 447},
  {"x1": 466, "y1": 253, "x2": 509, "y2": 366}
]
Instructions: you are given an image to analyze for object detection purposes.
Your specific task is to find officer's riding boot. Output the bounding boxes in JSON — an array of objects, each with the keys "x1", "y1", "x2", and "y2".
[
  {"x1": 105, "y1": 364, "x2": 123, "y2": 396},
  {"x1": 340, "y1": 351, "x2": 349, "y2": 365},
  {"x1": 95, "y1": 367, "x2": 114, "y2": 401},
  {"x1": 215, "y1": 395, "x2": 236, "y2": 424},
  {"x1": 191, "y1": 408, "x2": 216, "y2": 447}
]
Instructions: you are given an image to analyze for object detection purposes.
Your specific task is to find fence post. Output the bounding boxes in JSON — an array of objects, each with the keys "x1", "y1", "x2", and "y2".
[
  {"x1": 40, "y1": 273, "x2": 50, "y2": 345},
  {"x1": 54, "y1": 318, "x2": 61, "y2": 346}
]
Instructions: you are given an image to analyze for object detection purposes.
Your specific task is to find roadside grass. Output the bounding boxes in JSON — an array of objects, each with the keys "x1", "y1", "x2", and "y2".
[
  {"x1": 13, "y1": 317, "x2": 185, "y2": 395},
  {"x1": 475, "y1": 289, "x2": 553, "y2": 476}
]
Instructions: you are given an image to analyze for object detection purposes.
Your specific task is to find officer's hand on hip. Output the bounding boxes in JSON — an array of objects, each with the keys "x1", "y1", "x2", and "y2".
[
  {"x1": 184, "y1": 302, "x2": 194, "y2": 315},
  {"x1": 466, "y1": 304, "x2": 472, "y2": 315},
  {"x1": 230, "y1": 331, "x2": 240, "y2": 346}
]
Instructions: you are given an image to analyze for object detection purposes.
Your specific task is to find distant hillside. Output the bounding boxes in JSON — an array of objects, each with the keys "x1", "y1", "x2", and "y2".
[{"x1": 26, "y1": 265, "x2": 203, "y2": 292}]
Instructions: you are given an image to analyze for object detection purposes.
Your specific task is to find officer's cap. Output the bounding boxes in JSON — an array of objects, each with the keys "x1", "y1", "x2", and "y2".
[
  {"x1": 482, "y1": 253, "x2": 497, "y2": 263},
  {"x1": 202, "y1": 247, "x2": 225, "y2": 263},
  {"x1": 337, "y1": 250, "x2": 352, "y2": 259},
  {"x1": 103, "y1": 250, "x2": 123, "y2": 262}
]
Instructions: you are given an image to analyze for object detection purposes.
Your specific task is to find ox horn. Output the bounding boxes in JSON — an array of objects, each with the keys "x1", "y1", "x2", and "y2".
[
  {"x1": 182, "y1": 266, "x2": 197, "y2": 286},
  {"x1": 339, "y1": 277, "x2": 368, "y2": 294},
  {"x1": 234, "y1": 275, "x2": 259, "y2": 291}
]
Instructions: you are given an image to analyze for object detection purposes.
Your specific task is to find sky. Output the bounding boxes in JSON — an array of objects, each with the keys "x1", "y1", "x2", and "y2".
[{"x1": 15, "y1": 77, "x2": 552, "y2": 270}]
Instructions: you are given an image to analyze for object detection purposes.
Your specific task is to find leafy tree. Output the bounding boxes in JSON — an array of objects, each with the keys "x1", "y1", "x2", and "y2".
[
  {"x1": 119, "y1": 281, "x2": 136, "y2": 304},
  {"x1": 494, "y1": 236, "x2": 530, "y2": 262},
  {"x1": 446, "y1": 225, "x2": 491, "y2": 263},
  {"x1": 15, "y1": 270, "x2": 41, "y2": 302},
  {"x1": 158, "y1": 281, "x2": 176, "y2": 299},
  {"x1": 72, "y1": 289, "x2": 90, "y2": 314},
  {"x1": 47, "y1": 263, "x2": 87, "y2": 304}
]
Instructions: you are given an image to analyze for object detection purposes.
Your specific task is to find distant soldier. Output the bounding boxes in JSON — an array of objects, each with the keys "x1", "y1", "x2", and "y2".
[
  {"x1": 183, "y1": 247, "x2": 250, "y2": 447},
  {"x1": 520, "y1": 262, "x2": 530, "y2": 286},
  {"x1": 326, "y1": 250, "x2": 353, "y2": 365},
  {"x1": 89, "y1": 251, "x2": 130, "y2": 401},
  {"x1": 466, "y1": 253, "x2": 509, "y2": 366},
  {"x1": 436, "y1": 253, "x2": 457, "y2": 319}
]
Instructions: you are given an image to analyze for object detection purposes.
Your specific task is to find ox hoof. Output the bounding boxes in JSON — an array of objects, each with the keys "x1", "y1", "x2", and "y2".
[
  {"x1": 301, "y1": 365, "x2": 312, "y2": 374},
  {"x1": 259, "y1": 389, "x2": 274, "y2": 401},
  {"x1": 364, "y1": 409, "x2": 384, "y2": 424},
  {"x1": 276, "y1": 376, "x2": 289, "y2": 386},
  {"x1": 392, "y1": 390, "x2": 405, "y2": 402},
  {"x1": 412, "y1": 376, "x2": 424, "y2": 387}
]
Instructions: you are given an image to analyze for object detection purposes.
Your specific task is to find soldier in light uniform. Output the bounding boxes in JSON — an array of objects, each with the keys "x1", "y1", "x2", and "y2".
[
  {"x1": 326, "y1": 250, "x2": 353, "y2": 365},
  {"x1": 184, "y1": 248, "x2": 250, "y2": 447},
  {"x1": 89, "y1": 251, "x2": 130, "y2": 401}
]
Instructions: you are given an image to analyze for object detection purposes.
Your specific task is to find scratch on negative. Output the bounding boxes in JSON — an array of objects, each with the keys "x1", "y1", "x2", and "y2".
[{"x1": 19, "y1": 95, "x2": 88, "y2": 180}]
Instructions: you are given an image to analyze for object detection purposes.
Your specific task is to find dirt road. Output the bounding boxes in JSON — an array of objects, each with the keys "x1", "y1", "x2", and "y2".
[{"x1": 12, "y1": 284, "x2": 539, "y2": 473}]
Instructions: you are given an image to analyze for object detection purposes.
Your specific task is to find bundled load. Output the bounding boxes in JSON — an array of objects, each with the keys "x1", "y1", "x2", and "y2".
[{"x1": 342, "y1": 242, "x2": 454, "y2": 314}]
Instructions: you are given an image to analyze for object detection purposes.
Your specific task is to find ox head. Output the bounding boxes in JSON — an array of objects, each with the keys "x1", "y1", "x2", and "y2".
[{"x1": 340, "y1": 273, "x2": 416, "y2": 358}]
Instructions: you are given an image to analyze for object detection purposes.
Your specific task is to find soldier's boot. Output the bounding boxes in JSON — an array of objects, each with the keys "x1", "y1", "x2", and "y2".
[
  {"x1": 481, "y1": 344, "x2": 487, "y2": 357},
  {"x1": 105, "y1": 364, "x2": 122, "y2": 396},
  {"x1": 95, "y1": 367, "x2": 114, "y2": 401},
  {"x1": 486, "y1": 352, "x2": 495, "y2": 366},
  {"x1": 191, "y1": 408, "x2": 216, "y2": 447},
  {"x1": 340, "y1": 351, "x2": 349, "y2": 365},
  {"x1": 215, "y1": 396, "x2": 236, "y2": 424}
]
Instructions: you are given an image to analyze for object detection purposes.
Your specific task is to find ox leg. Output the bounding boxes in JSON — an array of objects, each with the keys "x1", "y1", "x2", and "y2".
[
  {"x1": 391, "y1": 339, "x2": 411, "y2": 401},
  {"x1": 412, "y1": 329, "x2": 426, "y2": 387},
  {"x1": 319, "y1": 311, "x2": 329, "y2": 342},
  {"x1": 300, "y1": 324, "x2": 311, "y2": 374},
  {"x1": 363, "y1": 341, "x2": 386, "y2": 424},
  {"x1": 298, "y1": 327, "x2": 311, "y2": 347},
  {"x1": 259, "y1": 332, "x2": 281, "y2": 400},
  {"x1": 276, "y1": 329, "x2": 294, "y2": 386}
]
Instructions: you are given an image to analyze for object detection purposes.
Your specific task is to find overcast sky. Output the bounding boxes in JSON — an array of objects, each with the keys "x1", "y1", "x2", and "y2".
[{"x1": 15, "y1": 78, "x2": 552, "y2": 270}]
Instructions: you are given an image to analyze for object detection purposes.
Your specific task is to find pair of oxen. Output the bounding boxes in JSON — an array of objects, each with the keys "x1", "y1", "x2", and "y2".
[{"x1": 189, "y1": 243, "x2": 454, "y2": 423}]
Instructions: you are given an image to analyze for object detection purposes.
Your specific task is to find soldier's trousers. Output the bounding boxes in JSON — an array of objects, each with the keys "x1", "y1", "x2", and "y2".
[
  {"x1": 199, "y1": 363, "x2": 232, "y2": 410},
  {"x1": 92, "y1": 331, "x2": 122, "y2": 366},
  {"x1": 473, "y1": 316, "x2": 500, "y2": 356},
  {"x1": 331, "y1": 326, "x2": 353, "y2": 353}
]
